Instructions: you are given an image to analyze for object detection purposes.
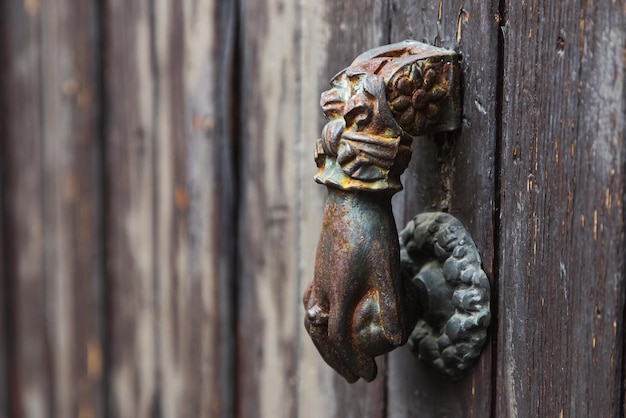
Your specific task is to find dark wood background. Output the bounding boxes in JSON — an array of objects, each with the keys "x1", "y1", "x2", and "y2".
[{"x1": 1, "y1": 0, "x2": 624, "y2": 417}]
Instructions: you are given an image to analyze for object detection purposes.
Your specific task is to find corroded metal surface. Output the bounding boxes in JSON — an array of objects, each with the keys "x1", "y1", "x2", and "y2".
[
  {"x1": 303, "y1": 189, "x2": 418, "y2": 382},
  {"x1": 303, "y1": 40, "x2": 464, "y2": 382},
  {"x1": 313, "y1": 41, "x2": 461, "y2": 193},
  {"x1": 399, "y1": 212, "x2": 491, "y2": 378}
]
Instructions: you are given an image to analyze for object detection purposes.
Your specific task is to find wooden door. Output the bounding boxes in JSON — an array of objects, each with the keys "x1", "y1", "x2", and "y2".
[{"x1": 0, "y1": 0, "x2": 624, "y2": 417}]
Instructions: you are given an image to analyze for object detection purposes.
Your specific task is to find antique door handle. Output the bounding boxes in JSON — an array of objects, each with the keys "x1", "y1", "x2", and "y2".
[{"x1": 303, "y1": 41, "x2": 491, "y2": 383}]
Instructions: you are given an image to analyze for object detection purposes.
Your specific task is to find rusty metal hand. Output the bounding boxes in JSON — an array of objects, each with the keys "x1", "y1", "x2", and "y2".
[
  {"x1": 303, "y1": 41, "x2": 491, "y2": 382},
  {"x1": 303, "y1": 189, "x2": 417, "y2": 382}
]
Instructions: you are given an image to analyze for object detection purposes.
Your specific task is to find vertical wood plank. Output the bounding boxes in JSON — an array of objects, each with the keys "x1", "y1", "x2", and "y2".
[
  {"x1": 296, "y1": 2, "x2": 390, "y2": 417},
  {"x1": 0, "y1": 9, "x2": 8, "y2": 413},
  {"x1": 387, "y1": 1, "x2": 499, "y2": 417},
  {"x1": 498, "y1": 1, "x2": 625, "y2": 417},
  {"x1": 0, "y1": 12, "x2": 8, "y2": 415},
  {"x1": 296, "y1": 3, "x2": 330, "y2": 414},
  {"x1": 154, "y1": 0, "x2": 235, "y2": 417},
  {"x1": 40, "y1": 1, "x2": 105, "y2": 417},
  {"x1": 237, "y1": 0, "x2": 301, "y2": 416},
  {"x1": 1, "y1": 1, "x2": 104, "y2": 417},
  {"x1": 0, "y1": 133, "x2": 5, "y2": 418},
  {"x1": 103, "y1": 0, "x2": 157, "y2": 416},
  {"x1": 1, "y1": 3, "x2": 51, "y2": 417},
  {"x1": 209, "y1": 2, "x2": 237, "y2": 414},
  {"x1": 153, "y1": 1, "x2": 198, "y2": 416}
]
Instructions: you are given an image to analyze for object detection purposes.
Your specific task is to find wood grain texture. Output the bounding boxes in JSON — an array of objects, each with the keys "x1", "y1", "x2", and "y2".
[
  {"x1": 155, "y1": 0, "x2": 235, "y2": 416},
  {"x1": 296, "y1": 3, "x2": 334, "y2": 414},
  {"x1": 0, "y1": 7, "x2": 7, "y2": 413},
  {"x1": 2, "y1": 3, "x2": 50, "y2": 416},
  {"x1": 103, "y1": 0, "x2": 157, "y2": 416},
  {"x1": 497, "y1": 1, "x2": 626, "y2": 417},
  {"x1": 1, "y1": 1, "x2": 105, "y2": 416},
  {"x1": 1, "y1": 1, "x2": 237, "y2": 416},
  {"x1": 1, "y1": 2, "x2": 54, "y2": 417},
  {"x1": 296, "y1": 1, "x2": 390, "y2": 417},
  {"x1": 388, "y1": 1, "x2": 499, "y2": 417},
  {"x1": 0, "y1": 122, "x2": 5, "y2": 418},
  {"x1": 40, "y1": 1, "x2": 105, "y2": 417},
  {"x1": 236, "y1": 0, "x2": 300, "y2": 416},
  {"x1": 209, "y1": 2, "x2": 237, "y2": 414}
]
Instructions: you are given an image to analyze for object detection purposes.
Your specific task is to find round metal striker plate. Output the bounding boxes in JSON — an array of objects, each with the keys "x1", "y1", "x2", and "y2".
[{"x1": 399, "y1": 212, "x2": 491, "y2": 377}]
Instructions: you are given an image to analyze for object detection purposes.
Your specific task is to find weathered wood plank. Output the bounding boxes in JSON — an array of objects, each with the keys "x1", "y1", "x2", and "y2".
[
  {"x1": 1, "y1": 2, "x2": 105, "y2": 417},
  {"x1": 0, "y1": 133, "x2": 5, "y2": 418},
  {"x1": 388, "y1": 1, "x2": 499, "y2": 417},
  {"x1": 1, "y1": 3, "x2": 51, "y2": 417},
  {"x1": 0, "y1": 13, "x2": 7, "y2": 412},
  {"x1": 103, "y1": 1, "x2": 157, "y2": 416},
  {"x1": 39, "y1": 1, "x2": 104, "y2": 417},
  {"x1": 498, "y1": 1, "x2": 625, "y2": 417},
  {"x1": 296, "y1": 2, "x2": 390, "y2": 417},
  {"x1": 154, "y1": 0, "x2": 235, "y2": 416},
  {"x1": 0, "y1": 18, "x2": 8, "y2": 415},
  {"x1": 236, "y1": 0, "x2": 301, "y2": 416},
  {"x1": 207, "y1": 3, "x2": 237, "y2": 415}
]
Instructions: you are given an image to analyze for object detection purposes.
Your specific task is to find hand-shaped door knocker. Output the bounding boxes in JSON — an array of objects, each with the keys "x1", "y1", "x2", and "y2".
[{"x1": 303, "y1": 40, "x2": 491, "y2": 382}]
